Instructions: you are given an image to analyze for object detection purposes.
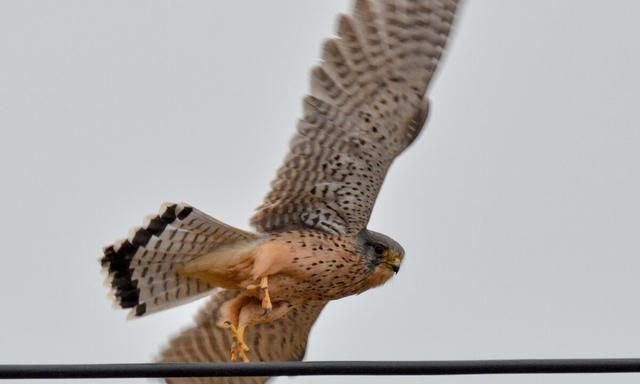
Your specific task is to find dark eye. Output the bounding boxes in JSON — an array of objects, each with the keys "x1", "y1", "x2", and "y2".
[{"x1": 373, "y1": 244, "x2": 386, "y2": 256}]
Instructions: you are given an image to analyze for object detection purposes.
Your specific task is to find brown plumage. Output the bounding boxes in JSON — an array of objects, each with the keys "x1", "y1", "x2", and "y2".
[
  {"x1": 99, "y1": 0, "x2": 463, "y2": 382},
  {"x1": 161, "y1": 290, "x2": 326, "y2": 384},
  {"x1": 179, "y1": 230, "x2": 396, "y2": 304}
]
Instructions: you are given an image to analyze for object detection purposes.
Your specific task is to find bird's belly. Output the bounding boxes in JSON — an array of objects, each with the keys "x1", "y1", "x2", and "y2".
[
  {"x1": 247, "y1": 232, "x2": 374, "y2": 304},
  {"x1": 266, "y1": 255, "x2": 372, "y2": 303},
  {"x1": 267, "y1": 275, "x2": 368, "y2": 303}
]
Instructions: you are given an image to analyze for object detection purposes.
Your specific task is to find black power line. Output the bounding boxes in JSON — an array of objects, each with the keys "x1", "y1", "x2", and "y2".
[{"x1": 2, "y1": 359, "x2": 640, "y2": 379}]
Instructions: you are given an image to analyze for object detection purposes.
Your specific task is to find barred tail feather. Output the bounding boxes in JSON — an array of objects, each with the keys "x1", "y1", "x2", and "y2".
[{"x1": 101, "y1": 202, "x2": 258, "y2": 318}]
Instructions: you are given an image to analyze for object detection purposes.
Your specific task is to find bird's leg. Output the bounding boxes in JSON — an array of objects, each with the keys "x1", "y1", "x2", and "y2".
[
  {"x1": 225, "y1": 321, "x2": 249, "y2": 363},
  {"x1": 218, "y1": 290, "x2": 292, "y2": 363},
  {"x1": 246, "y1": 276, "x2": 272, "y2": 314},
  {"x1": 223, "y1": 299, "x2": 294, "y2": 362},
  {"x1": 218, "y1": 294, "x2": 253, "y2": 362}
]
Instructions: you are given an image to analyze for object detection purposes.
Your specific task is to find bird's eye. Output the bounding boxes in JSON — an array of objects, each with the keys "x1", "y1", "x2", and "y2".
[{"x1": 373, "y1": 244, "x2": 386, "y2": 256}]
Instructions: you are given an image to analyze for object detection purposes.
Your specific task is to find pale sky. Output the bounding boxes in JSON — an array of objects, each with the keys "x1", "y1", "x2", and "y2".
[{"x1": 1, "y1": 1, "x2": 639, "y2": 384}]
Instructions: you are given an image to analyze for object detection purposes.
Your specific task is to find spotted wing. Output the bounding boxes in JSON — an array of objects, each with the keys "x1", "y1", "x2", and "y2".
[
  {"x1": 251, "y1": 0, "x2": 462, "y2": 235},
  {"x1": 159, "y1": 290, "x2": 327, "y2": 384}
]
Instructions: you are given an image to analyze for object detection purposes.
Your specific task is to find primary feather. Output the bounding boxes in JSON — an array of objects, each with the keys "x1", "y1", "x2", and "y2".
[{"x1": 251, "y1": 0, "x2": 460, "y2": 236}]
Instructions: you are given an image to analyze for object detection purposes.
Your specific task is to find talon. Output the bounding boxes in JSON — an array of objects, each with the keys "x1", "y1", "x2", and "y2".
[
  {"x1": 226, "y1": 323, "x2": 250, "y2": 362},
  {"x1": 230, "y1": 348, "x2": 237, "y2": 361},
  {"x1": 230, "y1": 342, "x2": 249, "y2": 363},
  {"x1": 259, "y1": 276, "x2": 272, "y2": 313},
  {"x1": 247, "y1": 277, "x2": 273, "y2": 314}
]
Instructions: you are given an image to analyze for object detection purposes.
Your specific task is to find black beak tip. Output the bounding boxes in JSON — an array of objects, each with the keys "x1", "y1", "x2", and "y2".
[{"x1": 391, "y1": 265, "x2": 400, "y2": 273}]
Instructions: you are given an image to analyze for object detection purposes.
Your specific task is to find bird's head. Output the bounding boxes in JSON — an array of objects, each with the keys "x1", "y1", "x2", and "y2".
[{"x1": 356, "y1": 229, "x2": 405, "y2": 287}]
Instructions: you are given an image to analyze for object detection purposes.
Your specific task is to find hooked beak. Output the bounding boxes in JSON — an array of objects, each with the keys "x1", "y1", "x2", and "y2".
[{"x1": 384, "y1": 252, "x2": 402, "y2": 274}]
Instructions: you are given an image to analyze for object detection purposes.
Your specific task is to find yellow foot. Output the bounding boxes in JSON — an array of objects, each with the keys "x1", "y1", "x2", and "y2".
[
  {"x1": 246, "y1": 276, "x2": 272, "y2": 314},
  {"x1": 259, "y1": 276, "x2": 272, "y2": 313},
  {"x1": 225, "y1": 322, "x2": 250, "y2": 363}
]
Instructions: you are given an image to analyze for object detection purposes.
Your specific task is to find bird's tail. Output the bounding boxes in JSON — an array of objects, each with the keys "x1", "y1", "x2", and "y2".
[{"x1": 100, "y1": 202, "x2": 258, "y2": 318}]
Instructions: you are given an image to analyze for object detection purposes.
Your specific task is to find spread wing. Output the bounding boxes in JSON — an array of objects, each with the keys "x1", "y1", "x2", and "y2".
[
  {"x1": 159, "y1": 290, "x2": 327, "y2": 384},
  {"x1": 251, "y1": 0, "x2": 462, "y2": 236}
]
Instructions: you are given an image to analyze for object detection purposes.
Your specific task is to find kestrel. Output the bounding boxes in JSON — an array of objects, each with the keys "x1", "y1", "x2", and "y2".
[{"x1": 101, "y1": 0, "x2": 462, "y2": 381}]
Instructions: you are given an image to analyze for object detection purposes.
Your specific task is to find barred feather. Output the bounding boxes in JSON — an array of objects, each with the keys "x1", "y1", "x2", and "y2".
[
  {"x1": 159, "y1": 290, "x2": 327, "y2": 384},
  {"x1": 101, "y1": 202, "x2": 257, "y2": 318},
  {"x1": 251, "y1": 0, "x2": 461, "y2": 235}
]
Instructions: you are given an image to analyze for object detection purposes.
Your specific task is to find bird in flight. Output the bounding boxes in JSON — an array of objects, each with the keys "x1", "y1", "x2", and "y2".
[{"x1": 100, "y1": 0, "x2": 462, "y2": 378}]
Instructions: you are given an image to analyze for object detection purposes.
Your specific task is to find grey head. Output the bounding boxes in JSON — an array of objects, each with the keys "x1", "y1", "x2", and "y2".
[{"x1": 355, "y1": 229, "x2": 405, "y2": 273}]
